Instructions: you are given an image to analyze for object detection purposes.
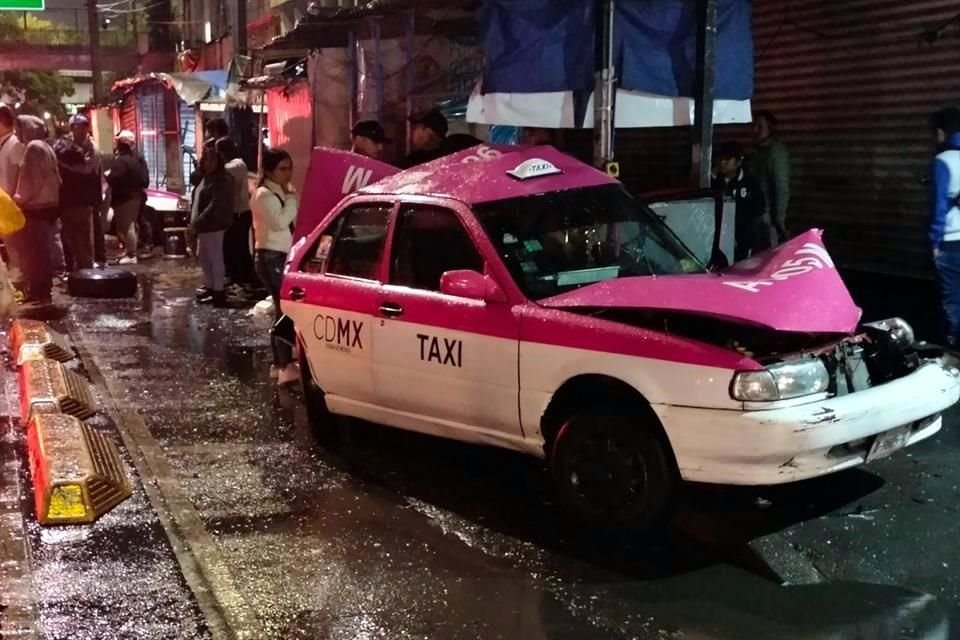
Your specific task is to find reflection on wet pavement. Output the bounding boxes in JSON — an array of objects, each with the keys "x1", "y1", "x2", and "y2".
[{"x1": 9, "y1": 263, "x2": 950, "y2": 639}]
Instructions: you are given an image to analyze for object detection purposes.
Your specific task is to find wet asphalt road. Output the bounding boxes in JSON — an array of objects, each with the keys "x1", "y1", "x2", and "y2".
[{"x1": 2, "y1": 262, "x2": 959, "y2": 639}]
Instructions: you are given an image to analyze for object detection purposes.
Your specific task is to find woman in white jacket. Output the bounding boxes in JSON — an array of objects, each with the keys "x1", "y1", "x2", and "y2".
[{"x1": 250, "y1": 148, "x2": 298, "y2": 384}]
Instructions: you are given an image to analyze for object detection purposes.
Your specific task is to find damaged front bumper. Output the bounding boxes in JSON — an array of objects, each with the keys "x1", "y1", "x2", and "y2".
[{"x1": 656, "y1": 360, "x2": 960, "y2": 485}]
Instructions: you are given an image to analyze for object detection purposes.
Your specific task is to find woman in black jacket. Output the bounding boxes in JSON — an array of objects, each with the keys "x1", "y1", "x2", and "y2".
[{"x1": 190, "y1": 141, "x2": 234, "y2": 307}]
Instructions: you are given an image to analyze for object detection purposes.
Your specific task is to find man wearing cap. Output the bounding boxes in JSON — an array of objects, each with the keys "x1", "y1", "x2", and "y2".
[
  {"x1": 401, "y1": 108, "x2": 448, "y2": 168},
  {"x1": 116, "y1": 130, "x2": 157, "y2": 259},
  {"x1": 713, "y1": 141, "x2": 770, "y2": 262},
  {"x1": 54, "y1": 114, "x2": 101, "y2": 271},
  {"x1": 351, "y1": 120, "x2": 390, "y2": 160}
]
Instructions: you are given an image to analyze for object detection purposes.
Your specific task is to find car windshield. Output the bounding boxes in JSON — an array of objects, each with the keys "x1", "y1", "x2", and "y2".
[{"x1": 473, "y1": 184, "x2": 705, "y2": 300}]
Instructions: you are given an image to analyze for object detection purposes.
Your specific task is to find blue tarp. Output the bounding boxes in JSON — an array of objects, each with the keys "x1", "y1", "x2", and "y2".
[
  {"x1": 480, "y1": 0, "x2": 753, "y2": 100},
  {"x1": 193, "y1": 70, "x2": 229, "y2": 92}
]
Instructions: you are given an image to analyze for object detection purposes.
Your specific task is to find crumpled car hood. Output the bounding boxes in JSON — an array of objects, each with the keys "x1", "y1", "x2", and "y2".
[{"x1": 539, "y1": 230, "x2": 862, "y2": 334}]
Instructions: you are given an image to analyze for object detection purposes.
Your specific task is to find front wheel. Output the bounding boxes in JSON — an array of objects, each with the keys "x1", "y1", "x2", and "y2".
[{"x1": 550, "y1": 411, "x2": 676, "y2": 532}]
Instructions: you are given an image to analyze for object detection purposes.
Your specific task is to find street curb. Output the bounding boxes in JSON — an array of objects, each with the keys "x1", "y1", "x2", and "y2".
[
  {"x1": 68, "y1": 320, "x2": 264, "y2": 640},
  {"x1": 0, "y1": 371, "x2": 39, "y2": 640}
]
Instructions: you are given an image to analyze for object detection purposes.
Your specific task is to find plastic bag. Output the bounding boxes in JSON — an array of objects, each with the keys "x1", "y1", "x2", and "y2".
[
  {"x1": 0, "y1": 188, "x2": 25, "y2": 236},
  {"x1": 0, "y1": 259, "x2": 17, "y2": 317}
]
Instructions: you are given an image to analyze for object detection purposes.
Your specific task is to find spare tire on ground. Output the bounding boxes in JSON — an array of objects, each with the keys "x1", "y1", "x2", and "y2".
[{"x1": 67, "y1": 268, "x2": 138, "y2": 299}]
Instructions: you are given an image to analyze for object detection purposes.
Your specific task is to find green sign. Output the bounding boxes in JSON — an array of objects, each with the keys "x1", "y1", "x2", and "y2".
[{"x1": 0, "y1": 0, "x2": 44, "y2": 10}]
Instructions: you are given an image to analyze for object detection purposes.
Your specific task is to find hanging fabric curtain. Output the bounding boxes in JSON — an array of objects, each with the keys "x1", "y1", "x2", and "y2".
[{"x1": 469, "y1": 0, "x2": 754, "y2": 128}]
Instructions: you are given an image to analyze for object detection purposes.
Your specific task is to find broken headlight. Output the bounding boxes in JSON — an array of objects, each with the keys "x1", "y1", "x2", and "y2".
[
  {"x1": 863, "y1": 317, "x2": 915, "y2": 349},
  {"x1": 731, "y1": 358, "x2": 830, "y2": 402}
]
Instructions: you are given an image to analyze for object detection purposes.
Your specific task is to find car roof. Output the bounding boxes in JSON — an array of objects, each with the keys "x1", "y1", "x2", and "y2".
[{"x1": 357, "y1": 145, "x2": 617, "y2": 205}]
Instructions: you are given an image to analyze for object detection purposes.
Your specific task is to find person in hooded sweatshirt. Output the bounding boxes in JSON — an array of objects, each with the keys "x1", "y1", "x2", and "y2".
[
  {"x1": 190, "y1": 140, "x2": 234, "y2": 307},
  {"x1": 11, "y1": 115, "x2": 60, "y2": 305},
  {"x1": 107, "y1": 133, "x2": 148, "y2": 264}
]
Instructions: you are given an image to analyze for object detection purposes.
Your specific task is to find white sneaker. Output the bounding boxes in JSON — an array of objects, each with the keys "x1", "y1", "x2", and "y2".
[
  {"x1": 118, "y1": 256, "x2": 138, "y2": 265},
  {"x1": 276, "y1": 363, "x2": 299, "y2": 385}
]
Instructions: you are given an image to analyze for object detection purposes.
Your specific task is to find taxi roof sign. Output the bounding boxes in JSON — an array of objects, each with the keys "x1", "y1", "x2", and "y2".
[{"x1": 506, "y1": 158, "x2": 563, "y2": 181}]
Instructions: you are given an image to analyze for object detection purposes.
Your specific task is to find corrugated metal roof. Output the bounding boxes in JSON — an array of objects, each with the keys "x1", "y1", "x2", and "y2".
[{"x1": 752, "y1": 0, "x2": 960, "y2": 277}]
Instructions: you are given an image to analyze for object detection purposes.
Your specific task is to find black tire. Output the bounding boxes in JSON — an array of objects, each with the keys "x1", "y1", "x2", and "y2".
[
  {"x1": 67, "y1": 267, "x2": 138, "y2": 299},
  {"x1": 550, "y1": 411, "x2": 676, "y2": 532},
  {"x1": 298, "y1": 341, "x2": 339, "y2": 444}
]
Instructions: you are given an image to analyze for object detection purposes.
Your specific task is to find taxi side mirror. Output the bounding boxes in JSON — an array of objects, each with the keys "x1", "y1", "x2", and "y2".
[{"x1": 440, "y1": 269, "x2": 507, "y2": 303}]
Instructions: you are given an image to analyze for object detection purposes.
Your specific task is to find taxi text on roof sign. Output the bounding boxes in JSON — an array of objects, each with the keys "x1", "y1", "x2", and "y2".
[
  {"x1": 507, "y1": 158, "x2": 563, "y2": 181},
  {"x1": 0, "y1": 0, "x2": 44, "y2": 10}
]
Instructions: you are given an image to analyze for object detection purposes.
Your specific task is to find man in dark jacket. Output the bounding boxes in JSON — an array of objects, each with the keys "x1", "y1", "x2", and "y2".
[
  {"x1": 54, "y1": 114, "x2": 100, "y2": 270},
  {"x1": 714, "y1": 142, "x2": 770, "y2": 262},
  {"x1": 400, "y1": 108, "x2": 448, "y2": 168},
  {"x1": 107, "y1": 136, "x2": 148, "y2": 264}
]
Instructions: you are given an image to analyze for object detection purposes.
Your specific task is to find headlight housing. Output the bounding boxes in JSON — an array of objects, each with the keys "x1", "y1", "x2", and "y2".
[
  {"x1": 731, "y1": 358, "x2": 829, "y2": 402},
  {"x1": 177, "y1": 198, "x2": 190, "y2": 210},
  {"x1": 863, "y1": 317, "x2": 914, "y2": 348}
]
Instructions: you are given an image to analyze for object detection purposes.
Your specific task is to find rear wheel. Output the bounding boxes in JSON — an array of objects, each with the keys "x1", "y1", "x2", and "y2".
[
  {"x1": 550, "y1": 411, "x2": 676, "y2": 532},
  {"x1": 298, "y1": 341, "x2": 340, "y2": 444}
]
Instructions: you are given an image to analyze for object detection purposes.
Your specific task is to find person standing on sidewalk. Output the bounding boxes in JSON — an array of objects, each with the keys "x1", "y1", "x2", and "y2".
[
  {"x1": 929, "y1": 107, "x2": 960, "y2": 348},
  {"x1": 0, "y1": 105, "x2": 22, "y2": 201},
  {"x1": 115, "y1": 130, "x2": 156, "y2": 260},
  {"x1": 350, "y1": 120, "x2": 390, "y2": 160},
  {"x1": 216, "y1": 136, "x2": 257, "y2": 297},
  {"x1": 11, "y1": 115, "x2": 59, "y2": 306},
  {"x1": 400, "y1": 109, "x2": 448, "y2": 168},
  {"x1": 250, "y1": 148, "x2": 298, "y2": 384},
  {"x1": 54, "y1": 114, "x2": 100, "y2": 271},
  {"x1": 750, "y1": 110, "x2": 791, "y2": 245},
  {"x1": 713, "y1": 142, "x2": 770, "y2": 262},
  {"x1": 190, "y1": 141, "x2": 234, "y2": 307},
  {"x1": 0, "y1": 105, "x2": 26, "y2": 290},
  {"x1": 107, "y1": 134, "x2": 148, "y2": 265}
]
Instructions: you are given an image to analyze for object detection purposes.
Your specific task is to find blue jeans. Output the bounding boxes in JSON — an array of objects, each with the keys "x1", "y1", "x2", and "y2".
[
  {"x1": 197, "y1": 230, "x2": 226, "y2": 291},
  {"x1": 936, "y1": 248, "x2": 960, "y2": 347},
  {"x1": 255, "y1": 249, "x2": 293, "y2": 367}
]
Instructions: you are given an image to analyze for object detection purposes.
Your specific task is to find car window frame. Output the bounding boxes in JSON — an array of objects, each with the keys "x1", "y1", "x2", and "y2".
[
  {"x1": 387, "y1": 203, "x2": 487, "y2": 294},
  {"x1": 298, "y1": 201, "x2": 396, "y2": 282}
]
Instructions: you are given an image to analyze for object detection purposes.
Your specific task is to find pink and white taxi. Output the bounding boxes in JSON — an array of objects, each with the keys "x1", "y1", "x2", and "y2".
[{"x1": 282, "y1": 145, "x2": 960, "y2": 530}]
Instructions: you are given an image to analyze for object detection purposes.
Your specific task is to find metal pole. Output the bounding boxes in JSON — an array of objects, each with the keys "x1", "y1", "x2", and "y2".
[
  {"x1": 87, "y1": 0, "x2": 104, "y2": 103},
  {"x1": 691, "y1": 0, "x2": 717, "y2": 188},
  {"x1": 257, "y1": 90, "x2": 264, "y2": 177},
  {"x1": 593, "y1": 0, "x2": 617, "y2": 174},
  {"x1": 347, "y1": 30, "x2": 356, "y2": 131},
  {"x1": 234, "y1": 0, "x2": 247, "y2": 55},
  {"x1": 405, "y1": 9, "x2": 414, "y2": 155},
  {"x1": 373, "y1": 20, "x2": 383, "y2": 125}
]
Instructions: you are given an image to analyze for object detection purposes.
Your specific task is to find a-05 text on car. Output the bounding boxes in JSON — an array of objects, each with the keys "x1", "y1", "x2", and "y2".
[{"x1": 281, "y1": 145, "x2": 960, "y2": 531}]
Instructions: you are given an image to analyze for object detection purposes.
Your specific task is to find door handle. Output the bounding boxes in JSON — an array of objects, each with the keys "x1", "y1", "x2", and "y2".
[
  {"x1": 379, "y1": 302, "x2": 403, "y2": 318},
  {"x1": 288, "y1": 286, "x2": 305, "y2": 301}
]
